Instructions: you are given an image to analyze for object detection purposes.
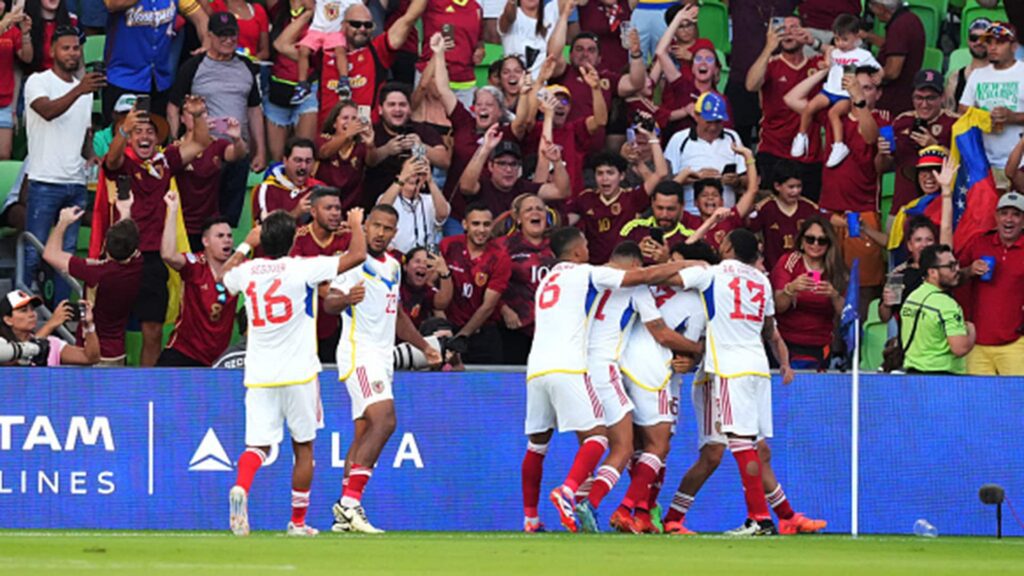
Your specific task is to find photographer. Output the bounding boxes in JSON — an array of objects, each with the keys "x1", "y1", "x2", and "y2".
[
  {"x1": 0, "y1": 290, "x2": 99, "y2": 366},
  {"x1": 378, "y1": 157, "x2": 450, "y2": 254}
]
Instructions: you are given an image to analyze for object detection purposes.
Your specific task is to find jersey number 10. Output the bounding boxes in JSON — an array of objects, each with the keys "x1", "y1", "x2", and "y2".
[
  {"x1": 728, "y1": 277, "x2": 766, "y2": 322},
  {"x1": 246, "y1": 279, "x2": 294, "y2": 327}
]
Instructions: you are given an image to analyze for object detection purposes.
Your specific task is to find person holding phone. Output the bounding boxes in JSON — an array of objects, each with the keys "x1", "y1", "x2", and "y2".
[
  {"x1": 378, "y1": 155, "x2": 450, "y2": 254},
  {"x1": 315, "y1": 100, "x2": 373, "y2": 211}
]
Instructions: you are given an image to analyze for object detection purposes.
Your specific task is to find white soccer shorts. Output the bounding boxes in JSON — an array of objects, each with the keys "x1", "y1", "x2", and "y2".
[
  {"x1": 691, "y1": 375, "x2": 727, "y2": 449},
  {"x1": 622, "y1": 371, "x2": 679, "y2": 428},
  {"x1": 717, "y1": 374, "x2": 774, "y2": 439},
  {"x1": 525, "y1": 372, "x2": 605, "y2": 435},
  {"x1": 589, "y1": 362, "x2": 635, "y2": 427},
  {"x1": 245, "y1": 379, "x2": 323, "y2": 446},
  {"x1": 343, "y1": 362, "x2": 395, "y2": 420}
]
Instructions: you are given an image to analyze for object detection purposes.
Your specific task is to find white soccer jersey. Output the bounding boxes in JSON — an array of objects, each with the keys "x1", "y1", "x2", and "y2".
[
  {"x1": 679, "y1": 260, "x2": 775, "y2": 378},
  {"x1": 620, "y1": 285, "x2": 706, "y2": 391},
  {"x1": 332, "y1": 253, "x2": 402, "y2": 380},
  {"x1": 588, "y1": 285, "x2": 661, "y2": 366},
  {"x1": 527, "y1": 261, "x2": 626, "y2": 379},
  {"x1": 223, "y1": 255, "x2": 340, "y2": 387}
]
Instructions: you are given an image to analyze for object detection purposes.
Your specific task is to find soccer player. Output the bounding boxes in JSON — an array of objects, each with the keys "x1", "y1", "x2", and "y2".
[
  {"x1": 221, "y1": 207, "x2": 367, "y2": 537},
  {"x1": 669, "y1": 228, "x2": 796, "y2": 536},
  {"x1": 326, "y1": 204, "x2": 442, "y2": 533},
  {"x1": 522, "y1": 227, "x2": 687, "y2": 533},
  {"x1": 572, "y1": 241, "x2": 704, "y2": 534}
]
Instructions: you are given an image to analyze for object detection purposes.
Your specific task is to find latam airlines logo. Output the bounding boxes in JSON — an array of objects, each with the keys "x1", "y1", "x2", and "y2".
[{"x1": 188, "y1": 428, "x2": 233, "y2": 472}]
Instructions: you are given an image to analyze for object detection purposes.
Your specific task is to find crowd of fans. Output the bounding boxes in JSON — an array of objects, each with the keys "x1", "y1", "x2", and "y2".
[{"x1": 1, "y1": 0, "x2": 1023, "y2": 377}]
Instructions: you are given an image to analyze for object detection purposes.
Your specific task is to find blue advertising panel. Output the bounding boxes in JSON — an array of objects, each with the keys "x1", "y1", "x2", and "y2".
[{"x1": 0, "y1": 368, "x2": 1021, "y2": 536}]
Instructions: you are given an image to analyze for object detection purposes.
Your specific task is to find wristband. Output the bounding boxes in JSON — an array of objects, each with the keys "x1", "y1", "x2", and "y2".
[
  {"x1": 439, "y1": 272, "x2": 452, "y2": 279},
  {"x1": 82, "y1": 324, "x2": 96, "y2": 335},
  {"x1": 630, "y1": 51, "x2": 643, "y2": 60},
  {"x1": 236, "y1": 242, "x2": 252, "y2": 256},
  {"x1": 746, "y1": 159, "x2": 756, "y2": 166}
]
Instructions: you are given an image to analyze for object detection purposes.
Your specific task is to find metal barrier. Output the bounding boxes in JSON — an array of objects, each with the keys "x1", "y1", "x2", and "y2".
[{"x1": 13, "y1": 231, "x2": 81, "y2": 343}]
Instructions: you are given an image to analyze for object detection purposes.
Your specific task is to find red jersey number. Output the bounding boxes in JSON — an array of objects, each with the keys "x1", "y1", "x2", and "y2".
[
  {"x1": 538, "y1": 272, "x2": 561, "y2": 310},
  {"x1": 727, "y1": 277, "x2": 766, "y2": 322},
  {"x1": 246, "y1": 279, "x2": 294, "y2": 327},
  {"x1": 592, "y1": 290, "x2": 612, "y2": 320}
]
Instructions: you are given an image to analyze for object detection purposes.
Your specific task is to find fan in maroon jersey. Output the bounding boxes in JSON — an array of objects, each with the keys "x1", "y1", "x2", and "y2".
[
  {"x1": 747, "y1": 160, "x2": 823, "y2": 272},
  {"x1": 315, "y1": 101, "x2": 373, "y2": 211},
  {"x1": 400, "y1": 246, "x2": 453, "y2": 329}
]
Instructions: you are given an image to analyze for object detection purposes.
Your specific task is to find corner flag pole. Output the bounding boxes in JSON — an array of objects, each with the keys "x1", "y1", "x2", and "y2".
[{"x1": 851, "y1": 318, "x2": 860, "y2": 538}]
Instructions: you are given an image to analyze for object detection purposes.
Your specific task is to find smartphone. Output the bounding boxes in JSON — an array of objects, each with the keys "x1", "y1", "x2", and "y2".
[
  {"x1": 442, "y1": 24, "x2": 455, "y2": 46},
  {"x1": 722, "y1": 163, "x2": 737, "y2": 175},
  {"x1": 135, "y1": 94, "x2": 151, "y2": 114},
  {"x1": 412, "y1": 142, "x2": 427, "y2": 161},
  {"x1": 842, "y1": 64, "x2": 857, "y2": 75},
  {"x1": 209, "y1": 116, "x2": 230, "y2": 134},
  {"x1": 809, "y1": 270, "x2": 822, "y2": 284},
  {"x1": 116, "y1": 175, "x2": 131, "y2": 201},
  {"x1": 67, "y1": 301, "x2": 87, "y2": 323},
  {"x1": 770, "y1": 16, "x2": 785, "y2": 32},
  {"x1": 912, "y1": 117, "x2": 928, "y2": 134},
  {"x1": 86, "y1": 61, "x2": 106, "y2": 75},
  {"x1": 649, "y1": 228, "x2": 665, "y2": 244}
]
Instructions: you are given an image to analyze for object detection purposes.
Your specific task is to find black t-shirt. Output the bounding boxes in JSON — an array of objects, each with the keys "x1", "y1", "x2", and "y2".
[{"x1": 363, "y1": 120, "x2": 444, "y2": 203}]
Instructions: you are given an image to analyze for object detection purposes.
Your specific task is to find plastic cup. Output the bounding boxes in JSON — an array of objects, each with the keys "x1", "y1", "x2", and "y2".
[
  {"x1": 980, "y1": 255, "x2": 996, "y2": 282},
  {"x1": 847, "y1": 212, "x2": 861, "y2": 238},
  {"x1": 879, "y1": 125, "x2": 895, "y2": 154},
  {"x1": 885, "y1": 272, "x2": 904, "y2": 305},
  {"x1": 620, "y1": 21, "x2": 633, "y2": 49}
]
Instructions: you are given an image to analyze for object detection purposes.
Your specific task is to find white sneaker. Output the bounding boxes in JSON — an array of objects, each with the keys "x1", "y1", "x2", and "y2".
[
  {"x1": 286, "y1": 521, "x2": 319, "y2": 536},
  {"x1": 725, "y1": 518, "x2": 778, "y2": 537},
  {"x1": 229, "y1": 486, "x2": 250, "y2": 536},
  {"x1": 826, "y1": 141, "x2": 850, "y2": 168},
  {"x1": 790, "y1": 132, "x2": 809, "y2": 157},
  {"x1": 334, "y1": 502, "x2": 385, "y2": 534}
]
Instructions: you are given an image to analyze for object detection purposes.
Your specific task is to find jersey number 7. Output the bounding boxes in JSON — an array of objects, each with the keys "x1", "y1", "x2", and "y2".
[
  {"x1": 728, "y1": 277, "x2": 766, "y2": 322},
  {"x1": 246, "y1": 279, "x2": 294, "y2": 327}
]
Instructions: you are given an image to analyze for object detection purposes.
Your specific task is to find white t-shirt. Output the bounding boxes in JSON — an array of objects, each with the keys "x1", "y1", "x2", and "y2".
[
  {"x1": 587, "y1": 285, "x2": 661, "y2": 366},
  {"x1": 24, "y1": 70, "x2": 92, "y2": 185},
  {"x1": 383, "y1": 193, "x2": 447, "y2": 254},
  {"x1": 959, "y1": 61, "x2": 1024, "y2": 169},
  {"x1": 824, "y1": 47, "x2": 880, "y2": 96},
  {"x1": 619, "y1": 286, "x2": 705, "y2": 391},
  {"x1": 664, "y1": 128, "x2": 748, "y2": 215},
  {"x1": 527, "y1": 261, "x2": 626, "y2": 379},
  {"x1": 223, "y1": 255, "x2": 341, "y2": 387},
  {"x1": 500, "y1": 2, "x2": 560, "y2": 76},
  {"x1": 679, "y1": 260, "x2": 775, "y2": 378},
  {"x1": 310, "y1": 0, "x2": 357, "y2": 33},
  {"x1": 331, "y1": 253, "x2": 402, "y2": 379}
]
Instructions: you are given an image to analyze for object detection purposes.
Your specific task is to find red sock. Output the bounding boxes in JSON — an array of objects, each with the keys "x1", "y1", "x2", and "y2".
[
  {"x1": 563, "y1": 436, "x2": 608, "y2": 492},
  {"x1": 587, "y1": 465, "x2": 620, "y2": 509},
  {"x1": 341, "y1": 464, "x2": 372, "y2": 506},
  {"x1": 664, "y1": 492, "x2": 694, "y2": 524},
  {"x1": 521, "y1": 442, "x2": 548, "y2": 517},
  {"x1": 647, "y1": 465, "x2": 666, "y2": 510},
  {"x1": 234, "y1": 448, "x2": 264, "y2": 493},
  {"x1": 766, "y1": 485, "x2": 795, "y2": 520},
  {"x1": 729, "y1": 440, "x2": 771, "y2": 521},
  {"x1": 621, "y1": 453, "x2": 661, "y2": 511},
  {"x1": 291, "y1": 489, "x2": 310, "y2": 525}
]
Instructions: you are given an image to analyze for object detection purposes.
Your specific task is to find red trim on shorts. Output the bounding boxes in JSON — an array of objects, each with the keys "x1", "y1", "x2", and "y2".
[{"x1": 584, "y1": 375, "x2": 605, "y2": 419}]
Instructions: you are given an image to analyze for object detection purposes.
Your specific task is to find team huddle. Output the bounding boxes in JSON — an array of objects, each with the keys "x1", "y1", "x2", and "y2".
[{"x1": 215, "y1": 204, "x2": 824, "y2": 537}]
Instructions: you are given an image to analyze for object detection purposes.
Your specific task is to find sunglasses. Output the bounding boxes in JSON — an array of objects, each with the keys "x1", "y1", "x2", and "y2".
[
  {"x1": 694, "y1": 55, "x2": 716, "y2": 64},
  {"x1": 803, "y1": 234, "x2": 830, "y2": 246},
  {"x1": 346, "y1": 20, "x2": 374, "y2": 29},
  {"x1": 969, "y1": 34, "x2": 985, "y2": 42},
  {"x1": 931, "y1": 262, "x2": 959, "y2": 271},
  {"x1": 215, "y1": 282, "x2": 228, "y2": 304}
]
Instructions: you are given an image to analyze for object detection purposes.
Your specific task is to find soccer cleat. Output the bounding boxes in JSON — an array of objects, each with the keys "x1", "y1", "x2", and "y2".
[
  {"x1": 523, "y1": 518, "x2": 547, "y2": 533},
  {"x1": 549, "y1": 485, "x2": 579, "y2": 533},
  {"x1": 333, "y1": 502, "x2": 384, "y2": 534},
  {"x1": 609, "y1": 507, "x2": 639, "y2": 534},
  {"x1": 790, "y1": 132, "x2": 809, "y2": 158},
  {"x1": 825, "y1": 141, "x2": 850, "y2": 168},
  {"x1": 633, "y1": 511, "x2": 660, "y2": 534},
  {"x1": 649, "y1": 503, "x2": 664, "y2": 534},
  {"x1": 335, "y1": 77, "x2": 352, "y2": 99},
  {"x1": 330, "y1": 500, "x2": 351, "y2": 532},
  {"x1": 725, "y1": 518, "x2": 778, "y2": 537},
  {"x1": 290, "y1": 81, "x2": 313, "y2": 106},
  {"x1": 229, "y1": 485, "x2": 249, "y2": 536},
  {"x1": 575, "y1": 501, "x2": 601, "y2": 533},
  {"x1": 778, "y1": 513, "x2": 827, "y2": 535},
  {"x1": 663, "y1": 520, "x2": 697, "y2": 535},
  {"x1": 286, "y1": 521, "x2": 319, "y2": 536}
]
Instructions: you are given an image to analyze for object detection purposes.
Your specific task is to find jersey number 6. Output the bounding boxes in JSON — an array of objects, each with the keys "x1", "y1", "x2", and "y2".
[
  {"x1": 538, "y1": 272, "x2": 561, "y2": 310},
  {"x1": 246, "y1": 279, "x2": 294, "y2": 327}
]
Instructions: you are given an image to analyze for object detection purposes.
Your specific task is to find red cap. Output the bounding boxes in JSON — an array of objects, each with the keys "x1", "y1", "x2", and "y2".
[{"x1": 690, "y1": 38, "x2": 719, "y2": 65}]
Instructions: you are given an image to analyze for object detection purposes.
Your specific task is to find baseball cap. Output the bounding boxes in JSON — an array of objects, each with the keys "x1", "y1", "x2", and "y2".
[
  {"x1": 491, "y1": 140, "x2": 522, "y2": 161},
  {"x1": 209, "y1": 11, "x2": 239, "y2": 36},
  {"x1": 997, "y1": 191, "x2": 1024, "y2": 212},
  {"x1": 969, "y1": 17, "x2": 993, "y2": 35},
  {"x1": 546, "y1": 84, "x2": 572, "y2": 100},
  {"x1": 913, "y1": 69, "x2": 943, "y2": 93},
  {"x1": 695, "y1": 91, "x2": 729, "y2": 122},
  {"x1": 916, "y1": 145, "x2": 948, "y2": 169},
  {"x1": 0, "y1": 290, "x2": 42, "y2": 316},
  {"x1": 983, "y1": 21, "x2": 1017, "y2": 42},
  {"x1": 113, "y1": 94, "x2": 138, "y2": 114},
  {"x1": 690, "y1": 38, "x2": 719, "y2": 65}
]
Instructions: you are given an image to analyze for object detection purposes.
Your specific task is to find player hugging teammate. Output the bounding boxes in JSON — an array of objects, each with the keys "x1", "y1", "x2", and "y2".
[{"x1": 521, "y1": 227, "x2": 826, "y2": 536}]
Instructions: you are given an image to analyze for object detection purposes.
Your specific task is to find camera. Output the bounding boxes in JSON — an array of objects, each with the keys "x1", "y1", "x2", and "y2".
[
  {"x1": 67, "y1": 301, "x2": 87, "y2": 323},
  {"x1": 393, "y1": 334, "x2": 468, "y2": 370},
  {"x1": 0, "y1": 337, "x2": 46, "y2": 365}
]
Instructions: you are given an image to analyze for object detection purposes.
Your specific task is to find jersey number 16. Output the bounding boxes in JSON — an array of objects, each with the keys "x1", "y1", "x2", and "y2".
[{"x1": 246, "y1": 279, "x2": 294, "y2": 327}]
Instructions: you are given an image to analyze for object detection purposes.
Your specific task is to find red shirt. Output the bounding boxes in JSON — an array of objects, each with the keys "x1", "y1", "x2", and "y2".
[
  {"x1": 321, "y1": 33, "x2": 394, "y2": 127},
  {"x1": 496, "y1": 232, "x2": 554, "y2": 334},
  {"x1": 523, "y1": 118, "x2": 594, "y2": 195},
  {"x1": 758, "y1": 54, "x2": 827, "y2": 163},
  {"x1": 68, "y1": 254, "x2": 143, "y2": 359},
  {"x1": 820, "y1": 110, "x2": 890, "y2": 213},
  {"x1": 770, "y1": 252, "x2": 836, "y2": 347},
  {"x1": 178, "y1": 138, "x2": 230, "y2": 235},
  {"x1": 384, "y1": 0, "x2": 418, "y2": 55},
  {"x1": 876, "y1": 8, "x2": 926, "y2": 116},
  {"x1": 659, "y1": 76, "x2": 733, "y2": 135},
  {"x1": 290, "y1": 223, "x2": 351, "y2": 340},
  {"x1": 798, "y1": 0, "x2": 861, "y2": 30},
  {"x1": 569, "y1": 186, "x2": 650, "y2": 264},
  {"x1": 314, "y1": 136, "x2": 369, "y2": 211},
  {"x1": 400, "y1": 281, "x2": 437, "y2": 328},
  {"x1": 252, "y1": 168, "x2": 325, "y2": 223},
  {"x1": 554, "y1": 65, "x2": 621, "y2": 125},
  {"x1": 440, "y1": 234, "x2": 512, "y2": 328},
  {"x1": 888, "y1": 110, "x2": 957, "y2": 214},
  {"x1": 446, "y1": 104, "x2": 516, "y2": 220},
  {"x1": 747, "y1": 197, "x2": 822, "y2": 272},
  {"x1": 956, "y1": 231, "x2": 1024, "y2": 346},
  {"x1": 575, "y1": 0, "x2": 631, "y2": 74},
  {"x1": 0, "y1": 27, "x2": 22, "y2": 106},
  {"x1": 477, "y1": 177, "x2": 541, "y2": 219},
  {"x1": 209, "y1": 0, "x2": 269, "y2": 56},
  {"x1": 418, "y1": 0, "x2": 482, "y2": 84},
  {"x1": 106, "y1": 145, "x2": 185, "y2": 252},
  {"x1": 166, "y1": 253, "x2": 238, "y2": 365},
  {"x1": 681, "y1": 207, "x2": 744, "y2": 253}
]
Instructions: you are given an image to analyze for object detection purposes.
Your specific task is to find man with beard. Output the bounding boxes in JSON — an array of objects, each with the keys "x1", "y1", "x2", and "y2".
[
  {"x1": 291, "y1": 186, "x2": 351, "y2": 363},
  {"x1": 326, "y1": 204, "x2": 442, "y2": 533},
  {"x1": 318, "y1": 1, "x2": 426, "y2": 128},
  {"x1": 620, "y1": 181, "x2": 695, "y2": 264},
  {"x1": 946, "y1": 18, "x2": 991, "y2": 111},
  {"x1": 363, "y1": 83, "x2": 449, "y2": 203},
  {"x1": 252, "y1": 137, "x2": 325, "y2": 223},
  {"x1": 157, "y1": 191, "x2": 239, "y2": 367},
  {"x1": 104, "y1": 95, "x2": 213, "y2": 366},
  {"x1": 440, "y1": 202, "x2": 512, "y2": 364},
  {"x1": 745, "y1": 14, "x2": 827, "y2": 201}
]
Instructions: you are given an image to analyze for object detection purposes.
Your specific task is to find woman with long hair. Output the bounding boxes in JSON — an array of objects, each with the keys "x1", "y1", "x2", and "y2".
[
  {"x1": 498, "y1": 0, "x2": 559, "y2": 77},
  {"x1": 495, "y1": 193, "x2": 554, "y2": 364},
  {"x1": 770, "y1": 215, "x2": 847, "y2": 370},
  {"x1": 24, "y1": 0, "x2": 75, "y2": 74},
  {"x1": 1, "y1": 290, "x2": 99, "y2": 366},
  {"x1": 315, "y1": 100, "x2": 372, "y2": 210},
  {"x1": 400, "y1": 245, "x2": 453, "y2": 330}
]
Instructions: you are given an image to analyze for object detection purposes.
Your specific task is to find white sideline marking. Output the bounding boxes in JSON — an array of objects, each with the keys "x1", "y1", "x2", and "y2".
[{"x1": 0, "y1": 559, "x2": 296, "y2": 571}]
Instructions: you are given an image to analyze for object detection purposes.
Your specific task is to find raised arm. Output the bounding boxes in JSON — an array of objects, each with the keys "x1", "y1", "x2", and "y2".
[
  {"x1": 459, "y1": 123, "x2": 502, "y2": 196},
  {"x1": 545, "y1": 0, "x2": 573, "y2": 78},
  {"x1": 935, "y1": 157, "x2": 958, "y2": 247},
  {"x1": 498, "y1": 0, "x2": 518, "y2": 35},
  {"x1": 223, "y1": 116, "x2": 250, "y2": 163},
  {"x1": 161, "y1": 190, "x2": 187, "y2": 271},
  {"x1": 655, "y1": 4, "x2": 697, "y2": 84},
  {"x1": 429, "y1": 33, "x2": 458, "y2": 115},
  {"x1": 745, "y1": 21, "x2": 781, "y2": 92},
  {"x1": 177, "y1": 95, "x2": 213, "y2": 165},
  {"x1": 733, "y1": 144, "x2": 758, "y2": 218},
  {"x1": 336, "y1": 207, "x2": 367, "y2": 273},
  {"x1": 429, "y1": 252, "x2": 453, "y2": 311},
  {"x1": 386, "y1": 0, "x2": 427, "y2": 52},
  {"x1": 618, "y1": 28, "x2": 646, "y2": 97},
  {"x1": 845, "y1": 74, "x2": 879, "y2": 144},
  {"x1": 105, "y1": 108, "x2": 145, "y2": 172},
  {"x1": 537, "y1": 140, "x2": 571, "y2": 201},
  {"x1": 783, "y1": 66, "x2": 828, "y2": 114},
  {"x1": 582, "y1": 64, "x2": 607, "y2": 134},
  {"x1": 272, "y1": 10, "x2": 313, "y2": 60},
  {"x1": 640, "y1": 127, "x2": 668, "y2": 192},
  {"x1": 43, "y1": 207, "x2": 84, "y2": 274}
]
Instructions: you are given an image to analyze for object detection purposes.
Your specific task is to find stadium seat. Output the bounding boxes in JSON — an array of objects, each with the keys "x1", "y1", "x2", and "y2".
[
  {"x1": 233, "y1": 172, "x2": 261, "y2": 244},
  {"x1": 907, "y1": 3, "x2": 942, "y2": 49},
  {"x1": 961, "y1": 1, "x2": 1007, "y2": 46},
  {"x1": 947, "y1": 47, "x2": 972, "y2": 75},
  {"x1": 860, "y1": 299, "x2": 887, "y2": 372},
  {"x1": 83, "y1": 34, "x2": 105, "y2": 66},
  {"x1": 0, "y1": 159, "x2": 21, "y2": 237},
  {"x1": 698, "y1": 0, "x2": 730, "y2": 55},
  {"x1": 716, "y1": 49, "x2": 729, "y2": 93},
  {"x1": 923, "y1": 47, "x2": 943, "y2": 73}
]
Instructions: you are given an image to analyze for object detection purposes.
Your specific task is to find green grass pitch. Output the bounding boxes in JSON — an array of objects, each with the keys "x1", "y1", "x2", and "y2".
[{"x1": 1, "y1": 532, "x2": 1022, "y2": 575}]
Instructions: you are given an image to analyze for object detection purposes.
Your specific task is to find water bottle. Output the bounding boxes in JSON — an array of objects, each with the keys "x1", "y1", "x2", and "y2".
[{"x1": 913, "y1": 519, "x2": 938, "y2": 538}]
